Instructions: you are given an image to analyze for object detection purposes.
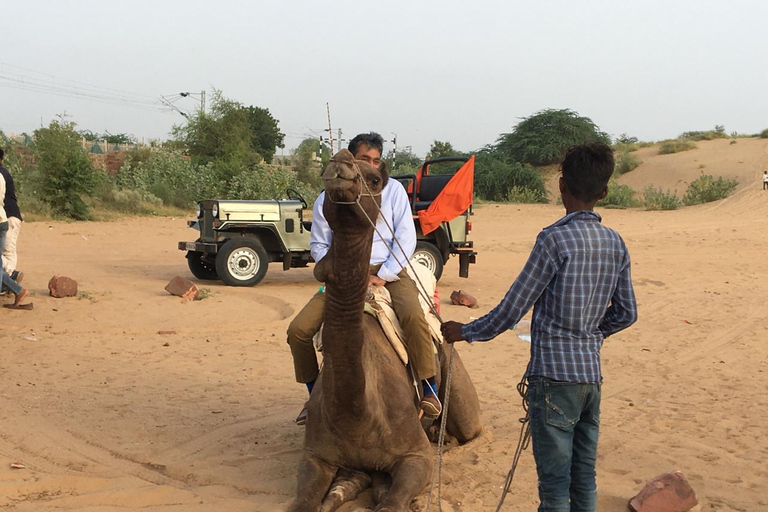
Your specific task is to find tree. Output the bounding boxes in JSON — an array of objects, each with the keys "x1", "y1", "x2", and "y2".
[
  {"x1": 173, "y1": 90, "x2": 285, "y2": 170},
  {"x1": 291, "y1": 138, "x2": 327, "y2": 188},
  {"x1": 245, "y1": 106, "x2": 285, "y2": 163},
  {"x1": 496, "y1": 108, "x2": 610, "y2": 166},
  {"x1": 386, "y1": 148, "x2": 422, "y2": 175},
  {"x1": 33, "y1": 119, "x2": 98, "y2": 220},
  {"x1": 426, "y1": 140, "x2": 466, "y2": 174}
]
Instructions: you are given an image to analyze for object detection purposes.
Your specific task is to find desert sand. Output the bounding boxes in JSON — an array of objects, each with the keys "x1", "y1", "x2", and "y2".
[{"x1": 1, "y1": 138, "x2": 767, "y2": 511}]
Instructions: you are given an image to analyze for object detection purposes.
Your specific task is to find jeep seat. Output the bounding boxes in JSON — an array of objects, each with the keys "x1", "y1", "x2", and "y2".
[{"x1": 414, "y1": 174, "x2": 453, "y2": 211}]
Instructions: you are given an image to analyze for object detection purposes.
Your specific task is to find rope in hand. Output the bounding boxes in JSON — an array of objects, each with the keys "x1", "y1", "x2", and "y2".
[
  {"x1": 495, "y1": 373, "x2": 531, "y2": 512},
  {"x1": 425, "y1": 342, "x2": 456, "y2": 512}
]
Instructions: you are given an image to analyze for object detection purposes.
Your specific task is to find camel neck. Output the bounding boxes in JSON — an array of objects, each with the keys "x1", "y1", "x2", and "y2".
[{"x1": 321, "y1": 226, "x2": 373, "y2": 419}]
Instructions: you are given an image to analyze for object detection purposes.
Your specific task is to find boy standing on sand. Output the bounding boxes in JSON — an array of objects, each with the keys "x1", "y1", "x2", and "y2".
[
  {"x1": 442, "y1": 142, "x2": 638, "y2": 512},
  {"x1": 763, "y1": 170, "x2": 767, "y2": 190}
]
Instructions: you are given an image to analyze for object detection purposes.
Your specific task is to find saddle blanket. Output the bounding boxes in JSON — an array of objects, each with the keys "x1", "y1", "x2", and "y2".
[{"x1": 313, "y1": 261, "x2": 444, "y2": 365}]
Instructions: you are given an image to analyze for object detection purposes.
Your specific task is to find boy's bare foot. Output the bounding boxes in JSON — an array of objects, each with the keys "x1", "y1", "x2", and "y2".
[
  {"x1": 4, "y1": 288, "x2": 33, "y2": 310},
  {"x1": 14, "y1": 288, "x2": 28, "y2": 306}
]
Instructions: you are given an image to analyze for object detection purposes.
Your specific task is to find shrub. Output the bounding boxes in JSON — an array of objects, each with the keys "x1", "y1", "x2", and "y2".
[
  {"x1": 495, "y1": 108, "x2": 611, "y2": 166},
  {"x1": 614, "y1": 151, "x2": 642, "y2": 175},
  {"x1": 658, "y1": 139, "x2": 697, "y2": 155},
  {"x1": 759, "y1": 128, "x2": 768, "y2": 138},
  {"x1": 679, "y1": 127, "x2": 728, "y2": 141},
  {"x1": 682, "y1": 174, "x2": 738, "y2": 205},
  {"x1": 506, "y1": 186, "x2": 545, "y2": 203},
  {"x1": 116, "y1": 148, "x2": 223, "y2": 208},
  {"x1": 32, "y1": 120, "x2": 98, "y2": 220},
  {"x1": 643, "y1": 186, "x2": 680, "y2": 210},
  {"x1": 598, "y1": 176, "x2": 639, "y2": 208},
  {"x1": 474, "y1": 153, "x2": 548, "y2": 203},
  {"x1": 227, "y1": 165, "x2": 319, "y2": 204}
]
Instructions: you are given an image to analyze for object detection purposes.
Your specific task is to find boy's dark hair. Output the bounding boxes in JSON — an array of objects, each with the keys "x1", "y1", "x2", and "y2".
[
  {"x1": 561, "y1": 142, "x2": 614, "y2": 202},
  {"x1": 348, "y1": 132, "x2": 384, "y2": 156},
  {"x1": 0, "y1": 148, "x2": 4, "y2": 161}
]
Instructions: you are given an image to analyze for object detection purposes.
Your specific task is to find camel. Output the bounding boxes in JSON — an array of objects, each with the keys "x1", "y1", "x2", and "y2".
[{"x1": 289, "y1": 149, "x2": 482, "y2": 512}]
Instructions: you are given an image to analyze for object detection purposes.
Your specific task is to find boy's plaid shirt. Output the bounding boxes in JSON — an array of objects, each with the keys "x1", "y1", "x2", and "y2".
[{"x1": 461, "y1": 210, "x2": 637, "y2": 383}]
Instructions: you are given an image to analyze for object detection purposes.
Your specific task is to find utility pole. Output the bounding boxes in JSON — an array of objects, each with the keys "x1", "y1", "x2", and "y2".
[
  {"x1": 200, "y1": 90, "x2": 205, "y2": 113},
  {"x1": 338, "y1": 128, "x2": 343, "y2": 150},
  {"x1": 391, "y1": 132, "x2": 398, "y2": 170},
  {"x1": 326, "y1": 102, "x2": 334, "y2": 154}
]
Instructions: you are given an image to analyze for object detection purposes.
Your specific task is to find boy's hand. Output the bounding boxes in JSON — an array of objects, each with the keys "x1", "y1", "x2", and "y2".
[{"x1": 441, "y1": 321, "x2": 466, "y2": 343}]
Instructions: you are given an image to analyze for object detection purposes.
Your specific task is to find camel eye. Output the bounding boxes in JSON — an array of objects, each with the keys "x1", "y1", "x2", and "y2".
[{"x1": 371, "y1": 178, "x2": 380, "y2": 186}]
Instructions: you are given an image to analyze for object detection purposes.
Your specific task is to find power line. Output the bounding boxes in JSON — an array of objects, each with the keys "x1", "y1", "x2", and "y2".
[
  {"x1": 0, "y1": 61, "x2": 170, "y2": 114},
  {"x1": 0, "y1": 61, "x2": 158, "y2": 102}
]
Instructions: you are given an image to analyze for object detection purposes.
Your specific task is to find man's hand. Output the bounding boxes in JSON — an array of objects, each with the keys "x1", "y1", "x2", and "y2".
[
  {"x1": 441, "y1": 321, "x2": 466, "y2": 343},
  {"x1": 368, "y1": 275, "x2": 386, "y2": 287}
]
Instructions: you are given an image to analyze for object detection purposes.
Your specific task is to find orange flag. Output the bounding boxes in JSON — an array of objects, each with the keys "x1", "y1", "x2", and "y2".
[{"x1": 417, "y1": 155, "x2": 474, "y2": 235}]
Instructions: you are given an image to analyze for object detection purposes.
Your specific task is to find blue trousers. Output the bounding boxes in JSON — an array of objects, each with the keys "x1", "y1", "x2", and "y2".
[
  {"x1": 528, "y1": 376, "x2": 601, "y2": 512},
  {"x1": 0, "y1": 222, "x2": 21, "y2": 295}
]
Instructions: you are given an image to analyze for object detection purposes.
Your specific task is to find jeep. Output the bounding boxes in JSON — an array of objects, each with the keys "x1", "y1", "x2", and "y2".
[
  {"x1": 178, "y1": 157, "x2": 477, "y2": 286},
  {"x1": 178, "y1": 189, "x2": 312, "y2": 286}
]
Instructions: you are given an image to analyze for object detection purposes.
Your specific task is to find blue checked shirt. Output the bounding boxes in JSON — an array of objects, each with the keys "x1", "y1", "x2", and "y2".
[{"x1": 461, "y1": 210, "x2": 637, "y2": 383}]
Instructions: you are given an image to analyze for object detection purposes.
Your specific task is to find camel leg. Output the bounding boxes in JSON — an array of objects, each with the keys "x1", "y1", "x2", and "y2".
[
  {"x1": 374, "y1": 455, "x2": 431, "y2": 512},
  {"x1": 371, "y1": 471, "x2": 391, "y2": 506},
  {"x1": 438, "y1": 344, "x2": 483, "y2": 444},
  {"x1": 289, "y1": 454, "x2": 337, "y2": 512},
  {"x1": 320, "y1": 469, "x2": 371, "y2": 512}
]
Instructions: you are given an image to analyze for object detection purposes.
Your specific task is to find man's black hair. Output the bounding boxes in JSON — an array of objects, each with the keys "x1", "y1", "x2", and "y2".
[
  {"x1": 0, "y1": 148, "x2": 4, "y2": 161},
  {"x1": 348, "y1": 132, "x2": 384, "y2": 156},
  {"x1": 561, "y1": 142, "x2": 614, "y2": 202}
]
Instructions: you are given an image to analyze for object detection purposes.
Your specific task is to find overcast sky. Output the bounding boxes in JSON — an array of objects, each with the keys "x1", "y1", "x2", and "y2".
[{"x1": 2, "y1": 0, "x2": 766, "y2": 157}]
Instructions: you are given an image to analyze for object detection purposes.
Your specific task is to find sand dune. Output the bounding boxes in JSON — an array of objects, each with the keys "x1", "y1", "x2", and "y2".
[{"x1": 0, "y1": 140, "x2": 766, "y2": 511}]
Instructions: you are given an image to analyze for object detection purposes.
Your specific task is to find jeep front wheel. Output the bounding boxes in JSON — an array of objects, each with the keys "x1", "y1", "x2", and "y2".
[
  {"x1": 216, "y1": 239, "x2": 269, "y2": 286},
  {"x1": 412, "y1": 241, "x2": 444, "y2": 282},
  {"x1": 186, "y1": 250, "x2": 219, "y2": 280}
]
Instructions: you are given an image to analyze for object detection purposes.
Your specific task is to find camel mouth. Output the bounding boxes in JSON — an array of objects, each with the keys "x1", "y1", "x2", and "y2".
[{"x1": 324, "y1": 176, "x2": 362, "y2": 203}]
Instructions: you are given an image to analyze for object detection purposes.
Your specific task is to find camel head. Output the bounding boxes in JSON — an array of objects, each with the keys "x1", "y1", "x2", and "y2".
[{"x1": 321, "y1": 148, "x2": 388, "y2": 231}]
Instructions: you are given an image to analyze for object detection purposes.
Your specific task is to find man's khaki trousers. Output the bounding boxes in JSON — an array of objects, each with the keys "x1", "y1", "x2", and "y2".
[{"x1": 286, "y1": 268, "x2": 435, "y2": 383}]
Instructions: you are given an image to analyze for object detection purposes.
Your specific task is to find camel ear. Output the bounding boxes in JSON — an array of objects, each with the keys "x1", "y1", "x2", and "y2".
[{"x1": 378, "y1": 161, "x2": 389, "y2": 189}]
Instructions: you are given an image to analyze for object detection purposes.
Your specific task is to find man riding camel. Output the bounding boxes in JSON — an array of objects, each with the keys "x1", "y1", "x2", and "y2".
[{"x1": 286, "y1": 132, "x2": 441, "y2": 424}]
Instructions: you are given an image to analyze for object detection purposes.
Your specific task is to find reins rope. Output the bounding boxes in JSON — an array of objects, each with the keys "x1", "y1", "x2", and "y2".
[{"x1": 495, "y1": 373, "x2": 531, "y2": 511}]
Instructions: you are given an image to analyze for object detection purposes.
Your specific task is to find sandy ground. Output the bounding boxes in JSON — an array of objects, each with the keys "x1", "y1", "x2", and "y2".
[{"x1": 1, "y1": 139, "x2": 767, "y2": 511}]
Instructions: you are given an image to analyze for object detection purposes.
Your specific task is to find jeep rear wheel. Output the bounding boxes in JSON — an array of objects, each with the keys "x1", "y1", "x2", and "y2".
[
  {"x1": 216, "y1": 239, "x2": 269, "y2": 286},
  {"x1": 412, "y1": 241, "x2": 444, "y2": 282},
  {"x1": 186, "y1": 250, "x2": 219, "y2": 280}
]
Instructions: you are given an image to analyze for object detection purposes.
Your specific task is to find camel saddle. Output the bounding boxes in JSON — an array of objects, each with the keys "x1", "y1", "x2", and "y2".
[{"x1": 313, "y1": 262, "x2": 443, "y2": 365}]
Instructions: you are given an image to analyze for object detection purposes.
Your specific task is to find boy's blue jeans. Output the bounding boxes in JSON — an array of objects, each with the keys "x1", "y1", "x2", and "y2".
[{"x1": 528, "y1": 376, "x2": 601, "y2": 512}]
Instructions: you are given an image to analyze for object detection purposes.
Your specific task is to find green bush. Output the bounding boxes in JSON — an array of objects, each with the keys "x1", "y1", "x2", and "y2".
[
  {"x1": 227, "y1": 165, "x2": 319, "y2": 204},
  {"x1": 614, "y1": 151, "x2": 642, "y2": 175},
  {"x1": 474, "y1": 153, "x2": 548, "y2": 203},
  {"x1": 598, "y1": 176, "x2": 639, "y2": 208},
  {"x1": 682, "y1": 174, "x2": 738, "y2": 205},
  {"x1": 643, "y1": 186, "x2": 680, "y2": 210},
  {"x1": 759, "y1": 128, "x2": 768, "y2": 138},
  {"x1": 33, "y1": 120, "x2": 98, "y2": 220},
  {"x1": 116, "y1": 148, "x2": 223, "y2": 208},
  {"x1": 679, "y1": 126, "x2": 728, "y2": 141},
  {"x1": 658, "y1": 139, "x2": 697, "y2": 155},
  {"x1": 495, "y1": 108, "x2": 611, "y2": 166}
]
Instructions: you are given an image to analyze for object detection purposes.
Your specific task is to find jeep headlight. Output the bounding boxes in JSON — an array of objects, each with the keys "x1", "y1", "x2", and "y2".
[
  {"x1": 196, "y1": 203, "x2": 202, "y2": 218},
  {"x1": 212, "y1": 202, "x2": 219, "y2": 218}
]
